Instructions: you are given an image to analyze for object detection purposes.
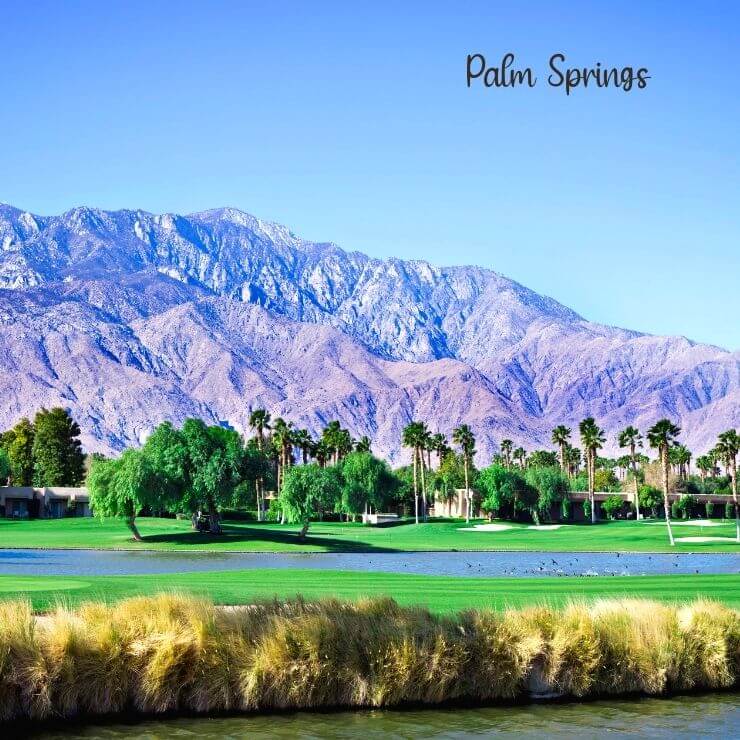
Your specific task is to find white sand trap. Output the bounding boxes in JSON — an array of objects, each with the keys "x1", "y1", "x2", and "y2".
[
  {"x1": 528, "y1": 525, "x2": 563, "y2": 531},
  {"x1": 673, "y1": 520, "x2": 723, "y2": 527},
  {"x1": 460, "y1": 523, "x2": 514, "y2": 532},
  {"x1": 675, "y1": 536, "x2": 737, "y2": 543}
]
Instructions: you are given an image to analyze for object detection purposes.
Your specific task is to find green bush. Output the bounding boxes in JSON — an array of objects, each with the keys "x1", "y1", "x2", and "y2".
[
  {"x1": 638, "y1": 485, "x2": 662, "y2": 517},
  {"x1": 583, "y1": 499, "x2": 592, "y2": 520},
  {"x1": 677, "y1": 494, "x2": 697, "y2": 519},
  {"x1": 705, "y1": 502, "x2": 714, "y2": 518},
  {"x1": 727, "y1": 502, "x2": 737, "y2": 520},
  {"x1": 560, "y1": 498, "x2": 571, "y2": 520},
  {"x1": 671, "y1": 501, "x2": 681, "y2": 519},
  {"x1": 601, "y1": 494, "x2": 624, "y2": 520}
]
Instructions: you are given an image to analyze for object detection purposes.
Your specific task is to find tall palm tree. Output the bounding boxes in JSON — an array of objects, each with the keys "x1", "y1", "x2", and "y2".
[
  {"x1": 452, "y1": 424, "x2": 476, "y2": 524},
  {"x1": 431, "y1": 433, "x2": 448, "y2": 468},
  {"x1": 646, "y1": 419, "x2": 681, "y2": 546},
  {"x1": 579, "y1": 417, "x2": 605, "y2": 523},
  {"x1": 293, "y1": 428, "x2": 313, "y2": 464},
  {"x1": 566, "y1": 444, "x2": 582, "y2": 476},
  {"x1": 322, "y1": 421, "x2": 343, "y2": 465},
  {"x1": 618, "y1": 425, "x2": 643, "y2": 520},
  {"x1": 402, "y1": 421, "x2": 426, "y2": 524},
  {"x1": 715, "y1": 429, "x2": 740, "y2": 542},
  {"x1": 672, "y1": 445, "x2": 692, "y2": 480},
  {"x1": 272, "y1": 418, "x2": 294, "y2": 495},
  {"x1": 513, "y1": 446, "x2": 526, "y2": 469},
  {"x1": 695, "y1": 454, "x2": 713, "y2": 481},
  {"x1": 551, "y1": 426, "x2": 572, "y2": 475},
  {"x1": 500, "y1": 439, "x2": 513, "y2": 468},
  {"x1": 249, "y1": 408, "x2": 271, "y2": 521}
]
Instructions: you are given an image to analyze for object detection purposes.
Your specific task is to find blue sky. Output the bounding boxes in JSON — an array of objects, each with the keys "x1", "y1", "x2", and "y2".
[{"x1": 2, "y1": 2, "x2": 738, "y2": 349}]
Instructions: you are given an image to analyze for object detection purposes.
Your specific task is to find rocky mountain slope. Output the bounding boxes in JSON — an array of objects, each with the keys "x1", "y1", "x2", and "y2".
[{"x1": 1, "y1": 204, "x2": 737, "y2": 462}]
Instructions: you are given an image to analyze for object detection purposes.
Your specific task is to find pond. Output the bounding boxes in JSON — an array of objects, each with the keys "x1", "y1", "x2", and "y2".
[
  {"x1": 0, "y1": 548, "x2": 737, "y2": 578},
  {"x1": 23, "y1": 693, "x2": 740, "y2": 738}
]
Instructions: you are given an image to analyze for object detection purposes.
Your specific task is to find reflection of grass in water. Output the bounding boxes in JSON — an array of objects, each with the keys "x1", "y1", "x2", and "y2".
[{"x1": 0, "y1": 594, "x2": 737, "y2": 724}]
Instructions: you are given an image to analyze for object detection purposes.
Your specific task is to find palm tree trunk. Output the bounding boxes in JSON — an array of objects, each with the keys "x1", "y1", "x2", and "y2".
[
  {"x1": 588, "y1": 450, "x2": 595, "y2": 523},
  {"x1": 413, "y1": 447, "x2": 419, "y2": 525},
  {"x1": 661, "y1": 446, "x2": 675, "y2": 546},
  {"x1": 731, "y1": 457, "x2": 739, "y2": 543},
  {"x1": 464, "y1": 458, "x2": 470, "y2": 524},
  {"x1": 419, "y1": 449, "x2": 427, "y2": 522},
  {"x1": 631, "y1": 444, "x2": 641, "y2": 521}
]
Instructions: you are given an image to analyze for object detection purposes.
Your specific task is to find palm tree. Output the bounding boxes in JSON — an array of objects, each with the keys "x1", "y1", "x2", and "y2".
[
  {"x1": 292, "y1": 428, "x2": 313, "y2": 464},
  {"x1": 249, "y1": 408, "x2": 271, "y2": 521},
  {"x1": 500, "y1": 439, "x2": 513, "y2": 468},
  {"x1": 618, "y1": 425, "x2": 643, "y2": 521},
  {"x1": 566, "y1": 444, "x2": 581, "y2": 476},
  {"x1": 715, "y1": 429, "x2": 739, "y2": 542},
  {"x1": 696, "y1": 454, "x2": 713, "y2": 481},
  {"x1": 646, "y1": 419, "x2": 681, "y2": 546},
  {"x1": 355, "y1": 435, "x2": 372, "y2": 454},
  {"x1": 551, "y1": 426, "x2": 572, "y2": 475},
  {"x1": 579, "y1": 417, "x2": 605, "y2": 523},
  {"x1": 513, "y1": 447, "x2": 526, "y2": 469},
  {"x1": 452, "y1": 424, "x2": 476, "y2": 524},
  {"x1": 431, "y1": 433, "x2": 448, "y2": 468},
  {"x1": 322, "y1": 421, "x2": 343, "y2": 465},
  {"x1": 672, "y1": 445, "x2": 692, "y2": 480},
  {"x1": 272, "y1": 418, "x2": 294, "y2": 495},
  {"x1": 402, "y1": 421, "x2": 426, "y2": 524}
]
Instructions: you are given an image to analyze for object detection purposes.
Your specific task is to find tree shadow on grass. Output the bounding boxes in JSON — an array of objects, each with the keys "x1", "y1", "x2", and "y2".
[{"x1": 138, "y1": 523, "x2": 400, "y2": 553}]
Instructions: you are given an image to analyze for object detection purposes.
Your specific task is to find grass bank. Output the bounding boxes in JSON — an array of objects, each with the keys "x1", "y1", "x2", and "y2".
[
  {"x1": 1, "y1": 570, "x2": 738, "y2": 613},
  {"x1": 0, "y1": 594, "x2": 737, "y2": 724},
  {"x1": 1, "y1": 517, "x2": 739, "y2": 553}
]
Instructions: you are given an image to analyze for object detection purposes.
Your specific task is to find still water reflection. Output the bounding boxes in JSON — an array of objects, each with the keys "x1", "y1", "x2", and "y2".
[{"x1": 25, "y1": 693, "x2": 740, "y2": 739}]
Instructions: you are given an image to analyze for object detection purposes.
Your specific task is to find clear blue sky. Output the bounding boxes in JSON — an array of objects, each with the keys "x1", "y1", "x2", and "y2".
[{"x1": 2, "y1": 1, "x2": 738, "y2": 349}]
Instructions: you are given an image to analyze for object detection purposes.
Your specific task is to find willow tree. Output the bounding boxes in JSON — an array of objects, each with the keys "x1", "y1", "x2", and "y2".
[
  {"x1": 647, "y1": 419, "x2": 680, "y2": 546},
  {"x1": 88, "y1": 450, "x2": 154, "y2": 541},
  {"x1": 618, "y1": 425, "x2": 643, "y2": 520}
]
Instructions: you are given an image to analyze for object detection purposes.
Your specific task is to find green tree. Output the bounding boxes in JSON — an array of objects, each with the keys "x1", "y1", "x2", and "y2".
[
  {"x1": 579, "y1": 417, "x2": 606, "y2": 523},
  {"x1": 524, "y1": 465, "x2": 570, "y2": 521},
  {"x1": 32, "y1": 408, "x2": 84, "y2": 487},
  {"x1": 646, "y1": 419, "x2": 681, "y2": 546},
  {"x1": 601, "y1": 493, "x2": 625, "y2": 520},
  {"x1": 340, "y1": 451, "x2": 395, "y2": 517},
  {"x1": 452, "y1": 424, "x2": 476, "y2": 523},
  {"x1": 355, "y1": 435, "x2": 372, "y2": 454},
  {"x1": 618, "y1": 425, "x2": 643, "y2": 520},
  {"x1": 1, "y1": 418, "x2": 35, "y2": 485},
  {"x1": 527, "y1": 450, "x2": 559, "y2": 468},
  {"x1": 0, "y1": 448, "x2": 10, "y2": 484},
  {"x1": 87, "y1": 450, "x2": 155, "y2": 541},
  {"x1": 248, "y1": 408, "x2": 271, "y2": 521},
  {"x1": 435, "y1": 451, "x2": 466, "y2": 503},
  {"x1": 279, "y1": 464, "x2": 342, "y2": 540},
  {"x1": 477, "y1": 464, "x2": 538, "y2": 521},
  {"x1": 402, "y1": 421, "x2": 428, "y2": 524},
  {"x1": 499, "y1": 439, "x2": 513, "y2": 468}
]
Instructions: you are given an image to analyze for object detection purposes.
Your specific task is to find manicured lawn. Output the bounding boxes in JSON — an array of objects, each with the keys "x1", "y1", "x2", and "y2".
[
  {"x1": 1, "y1": 569, "x2": 737, "y2": 614},
  {"x1": 0, "y1": 516, "x2": 738, "y2": 553}
]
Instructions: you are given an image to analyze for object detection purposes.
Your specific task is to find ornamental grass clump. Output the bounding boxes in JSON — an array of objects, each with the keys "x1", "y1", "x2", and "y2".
[{"x1": 0, "y1": 594, "x2": 737, "y2": 724}]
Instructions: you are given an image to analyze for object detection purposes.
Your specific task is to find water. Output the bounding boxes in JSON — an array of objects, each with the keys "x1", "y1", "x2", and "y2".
[
  {"x1": 0, "y1": 548, "x2": 737, "y2": 578},
  {"x1": 21, "y1": 694, "x2": 740, "y2": 738}
]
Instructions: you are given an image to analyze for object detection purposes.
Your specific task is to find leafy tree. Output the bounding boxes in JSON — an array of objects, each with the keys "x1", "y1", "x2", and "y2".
[
  {"x1": 638, "y1": 484, "x2": 662, "y2": 517},
  {"x1": 0, "y1": 448, "x2": 10, "y2": 484},
  {"x1": 279, "y1": 464, "x2": 342, "y2": 540},
  {"x1": 169, "y1": 419, "x2": 248, "y2": 534},
  {"x1": 1, "y1": 418, "x2": 35, "y2": 486},
  {"x1": 477, "y1": 464, "x2": 538, "y2": 521},
  {"x1": 435, "y1": 451, "x2": 467, "y2": 502},
  {"x1": 527, "y1": 450, "x2": 559, "y2": 469},
  {"x1": 524, "y1": 465, "x2": 570, "y2": 521},
  {"x1": 32, "y1": 408, "x2": 84, "y2": 486},
  {"x1": 647, "y1": 419, "x2": 681, "y2": 546},
  {"x1": 340, "y1": 451, "x2": 395, "y2": 517},
  {"x1": 601, "y1": 493, "x2": 625, "y2": 520},
  {"x1": 88, "y1": 450, "x2": 155, "y2": 541},
  {"x1": 594, "y1": 468, "x2": 620, "y2": 492}
]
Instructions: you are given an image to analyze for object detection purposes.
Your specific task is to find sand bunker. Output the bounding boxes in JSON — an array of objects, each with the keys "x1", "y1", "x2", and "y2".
[
  {"x1": 460, "y1": 523, "x2": 514, "y2": 532},
  {"x1": 675, "y1": 536, "x2": 737, "y2": 543},
  {"x1": 673, "y1": 521, "x2": 723, "y2": 527},
  {"x1": 528, "y1": 525, "x2": 563, "y2": 531}
]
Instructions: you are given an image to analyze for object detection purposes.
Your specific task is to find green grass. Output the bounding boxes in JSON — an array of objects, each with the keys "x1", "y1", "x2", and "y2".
[
  {"x1": 1, "y1": 516, "x2": 739, "y2": 553},
  {"x1": 1, "y1": 569, "x2": 738, "y2": 613}
]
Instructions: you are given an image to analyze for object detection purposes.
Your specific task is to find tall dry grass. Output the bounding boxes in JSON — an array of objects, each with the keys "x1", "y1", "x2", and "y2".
[{"x1": 0, "y1": 594, "x2": 737, "y2": 722}]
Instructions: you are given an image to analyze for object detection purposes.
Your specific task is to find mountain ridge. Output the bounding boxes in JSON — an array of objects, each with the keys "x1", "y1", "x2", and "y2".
[{"x1": 1, "y1": 204, "x2": 737, "y2": 462}]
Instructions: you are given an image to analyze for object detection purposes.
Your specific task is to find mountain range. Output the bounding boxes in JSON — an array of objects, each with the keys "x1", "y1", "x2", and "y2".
[{"x1": 1, "y1": 204, "x2": 738, "y2": 463}]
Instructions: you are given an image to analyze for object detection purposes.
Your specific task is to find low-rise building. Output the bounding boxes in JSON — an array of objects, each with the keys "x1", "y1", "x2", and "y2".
[{"x1": 0, "y1": 487, "x2": 91, "y2": 519}]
